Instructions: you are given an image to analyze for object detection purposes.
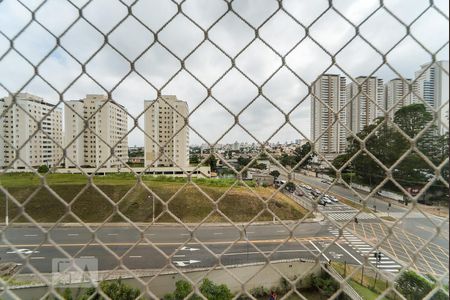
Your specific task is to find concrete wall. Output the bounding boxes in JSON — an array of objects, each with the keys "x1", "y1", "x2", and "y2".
[{"x1": 4, "y1": 261, "x2": 321, "y2": 299}]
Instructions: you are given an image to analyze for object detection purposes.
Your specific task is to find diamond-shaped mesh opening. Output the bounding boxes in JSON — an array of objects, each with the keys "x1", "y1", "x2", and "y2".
[{"x1": 0, "y1": 0, "x2": 448, "y2": 299}]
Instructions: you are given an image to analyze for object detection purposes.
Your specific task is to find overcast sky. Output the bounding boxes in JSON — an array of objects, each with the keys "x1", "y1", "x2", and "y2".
[{"x1": 0, "y1": 0, "x2": 448, "y2": 146}]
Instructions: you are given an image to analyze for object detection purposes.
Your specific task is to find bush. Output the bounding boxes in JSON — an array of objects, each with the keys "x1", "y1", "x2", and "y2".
[
  {"x1": 250, "y1": 286, "x2": 269, "y2": 298},
  {"x1": 311, "y1": 273, "x2": 339, "y2": 297},
  {"x1": 165, "y1": 279, "x2": 233, "y2": 300},
  {"x1": 37, "y1": 164, "x2": 49, "y2": 173},
  {"x1": 80, "y1": 279, "x2": 141, "y2": 300}
]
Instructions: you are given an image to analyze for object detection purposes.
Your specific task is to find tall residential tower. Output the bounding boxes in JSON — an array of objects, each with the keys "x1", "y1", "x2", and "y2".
[
  {"x1": 346, "y1": 76, "x2": 385, "y2": 133},
  {"x1": 413, "y1": 61, "x2": 449, "y2": 133},
  {"x1": 64, "y1": 95, "x2": 128, "y2": 168},
  {"x1": 0, "y1": 93, "x2": 63, "y2": 169},
  {"x1": 310, "y1": 74, "x2": 347, "y2": 161},
  {"x1": 144, "y1": 95, "x2": 189, "y2": 167}
]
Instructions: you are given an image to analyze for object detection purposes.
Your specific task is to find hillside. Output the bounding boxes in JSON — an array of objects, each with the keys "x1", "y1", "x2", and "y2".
[{"x1": 0, "y1": 173, "x2": 308, "y2": 223}]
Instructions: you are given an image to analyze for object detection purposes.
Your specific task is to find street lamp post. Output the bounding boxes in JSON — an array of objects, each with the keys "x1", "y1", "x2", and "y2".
[
  {"x1": 148, "y1": 195, "x2": 155, "y2": 223},
  {"x1": 5, "y1": 193, "x2": 8, "y2": 226}
]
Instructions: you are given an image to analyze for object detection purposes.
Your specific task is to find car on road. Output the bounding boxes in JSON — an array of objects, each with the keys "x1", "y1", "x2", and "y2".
[
  {"x1": 322, "y1": 196, "x2": 333, "y2": 204},
  {"x1": 328, "y1": 195, "x2": 339, "y2": 202},
  {"x1": 294, "y1": 189, "x2": 304, "y2": 197}
]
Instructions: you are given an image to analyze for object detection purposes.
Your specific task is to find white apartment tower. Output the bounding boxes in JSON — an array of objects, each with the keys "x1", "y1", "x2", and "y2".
[
  {"x1": 65, "y1": 95, "x2": 128, "y2": 168},
  {"x1": 0, "y1": 93, "x2": 63, "y2": 169},
  {"x1": 385, "y1": 78, "x2": 413, "y2": 117},
  {"x1": 144, "y1": 95, "x2": 189, "y2": 167},
  {"x1": 346, "y1": 76, "x2": 385, "y2": 133},
  {"x1": 413, "y1": 61, "x2": 449, "y2": 133},
  {"x1": 311, "y1": 74, "x2": 347, "y2": 160}
]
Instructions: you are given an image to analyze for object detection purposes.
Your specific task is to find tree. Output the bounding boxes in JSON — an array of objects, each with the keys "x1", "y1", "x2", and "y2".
[
  {"x1": 174, "y1": 280, "x2": 193, "y2": 299},
  {"x1": 292, "y1": 142, "x2": 315, "y2": 167},
  {"x1": 206, "y1": 155, "x2": 218, "y2": 172},
  {"x1": 189, "y1": 154, "x2": 200, "y2": 165},
  {"x1": 270, "y1": 170, "x2": 280, "y2": 179},
  {"x1": 38, "y1": 164, "x2": 49, "y2": 173},
  {"x1": 81, "y1": 279, "x2": 140, "y2": 300},
  {"x1": 285, "y1": 182, "x2": 296, "y2": 192},
  {"x1": 237, "y1": 156, "x2": 252, "y2": 167},
  {"x1": 199, "y1": 278, "x2": 233, "y2": 300},
  {"x1": 395, "y1": 271, "x2": 433, "y2": 300},
  {"x1": 394, "y1": 103, "x2": 433, "y2": 138}
]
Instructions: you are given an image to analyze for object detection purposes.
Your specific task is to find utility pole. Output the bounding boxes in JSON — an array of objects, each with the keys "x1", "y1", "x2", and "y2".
[
  {"x1": 5, "y1": 193, "x2": 8, "y2": 226},
  {"x1": 148, "y1": 195, "x2": 155, "y2": 223}
]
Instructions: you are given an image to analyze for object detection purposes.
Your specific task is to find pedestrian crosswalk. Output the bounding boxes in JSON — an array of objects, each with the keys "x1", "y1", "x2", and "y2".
[
  {"x1": 329, "y1": 227, "x2": 402, "y2": 273},
  {"x1": 325, "y1": 211, "x2": 376, "y2": 222}
]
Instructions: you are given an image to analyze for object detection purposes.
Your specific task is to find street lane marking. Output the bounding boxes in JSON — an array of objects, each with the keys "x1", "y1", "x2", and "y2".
[
  {"x1": 309, "y1": 241, "x2": 329, "y2": 262},
  {"x1": 174, "y1": 255, "x2": 185, "y2": 258},
  {"x1": 67, "y1": 234, "x2": 79, "y2": 236},
  {"x1": 335, "y1": 242, "x2": 362, "y2": 265},
  {"x1": 0, "y1": 238, "x2": 336, "y2": 248},
  {"x1": 276, "y1": 230, "x2": 286, "y2": 233},
  {"x1": 223, "y1": 249, "x2": 318, "y2": 256},
  {"x1": 180, "y1": 233, "x2": 190, "y2": 236},
  {"x1": 24, "y1": 234, "x2": 38, "y2": 237},
  {"x1": 213, "y1": 233, "x2": 223, "y2": 235},
  {"x1": 129, "y1": 256, "x2": 142, "y2": 258},
  {"x1": 80, "y1": 256, "x2": 95, "y2": 259},
  {"x1": 107, "y1": 233, "x2": 118, "y2": 236},
  {"x1": 30, "y1": 257, "x2": 45, "y2": 260}
]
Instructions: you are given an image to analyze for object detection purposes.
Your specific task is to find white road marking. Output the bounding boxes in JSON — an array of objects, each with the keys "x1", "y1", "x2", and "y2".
[
  {"x1": 80, "y1": 256, "x2": 95, "y2": 259},
  {"x1": 309, "y1": 241, "x2": 329, "y2": 262},
  {"x1": 173, "y1": 260, "x2": 201, "y2": 267},
  {"x1": 180, "y1": 233, "x2": 190, "y2": 236},
  {"x1": 334, "y1": 242, "x2": 362, "y2": 265},
  {"x1": 107, "y1": 233, "x2": 118, "y2": 236},
  {"x1": 24, "y1": 234, "x2": 38, "y2": 237},
  {"x1": 174, "y1": 255, "x2": 185, "y2": 258},
  {"x1": 224, "y1": 249, "x2": 318, "y2": 256},
  {"x1": 213, "y1": 233, "x2": 223, "y2": 235},
  {"x1": 30, "y1": 257, "x2": 45, "y2": 260},
  {"x1": 129, "y1": 256, "x2": 142, "y2": 258},
  {"x1": 180, "y1": 247, "x2": 200, "y2": 252},
  {"x1": 67, "y1": 234, "x2": 79, "y2": 236},
  {"x1": 276, "y1": 230, "x2": 286, "y2": 233}
]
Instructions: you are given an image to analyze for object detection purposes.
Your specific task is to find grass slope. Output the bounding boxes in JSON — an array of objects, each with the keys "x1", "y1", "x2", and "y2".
[{"x1": 0, "y1": 173, "x2": 308, "y2": 223}]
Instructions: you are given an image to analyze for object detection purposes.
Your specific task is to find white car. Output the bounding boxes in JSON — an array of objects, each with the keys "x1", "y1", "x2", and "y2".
[
  {"x1": 328, "y1": 195, "x2": 339, "y2": 202},
  {"x1": 323, "y1": 197, "x2": 333, "y2": 204}
]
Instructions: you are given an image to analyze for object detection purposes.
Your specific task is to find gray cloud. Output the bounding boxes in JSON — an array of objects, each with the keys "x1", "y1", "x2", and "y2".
[{"x1": 0, "y1": 0, "x2": 448, "y2": 147}]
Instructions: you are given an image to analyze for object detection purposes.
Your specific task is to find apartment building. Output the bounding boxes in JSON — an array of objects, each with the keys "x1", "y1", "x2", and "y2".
[
  {"x1": 0, "y1": 93, "x2": 63, "y2": 169},
  {"x1": 64, "y1": 95, "x2": 128, "y2": 168},
  {"x1": 144, "y1": 95, "x2": 189, "y2": 167},
  {"x1": 310, "y1": 74, "x2": 347, "y2": 161},
  {"x1": 385, "y1": 78, "x2": 413, "y2": 118},
  {"x1": 346, "y1": 76, "x2": 385, "y2": 133},
  {"x1": 413, "y1": 61, "x2": 449, "y2": 133}
]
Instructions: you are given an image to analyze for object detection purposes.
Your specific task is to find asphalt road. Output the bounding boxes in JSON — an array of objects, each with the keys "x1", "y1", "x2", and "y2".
[
  {"x1": 0, "y1": 224, "x2": 395, "y2": 275},
  {"x1": 282, "y1": 171, "x2": 449, "y2": 249}
]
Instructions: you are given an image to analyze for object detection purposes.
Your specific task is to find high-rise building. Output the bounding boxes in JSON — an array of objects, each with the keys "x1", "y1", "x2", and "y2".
[
  {"x1": 385, "y1": 78, "x2": 413, "y2": 117},
  {"x1": 65, "y1": 95, "x2": 128, "y2": 168},
  {"x1": 413, "y1": 61, "x2": 449, "y2": 133},
  {"x1": 346, "y1": 76, "x2": 385, "y2": 133},
  {"x1": 0, "y1": 93, "x2": 63, "y2": 169},
  {"x1": 144, "y1": 95, "x2": 189, "y2": 167},
  {"x1": 310, "y1": 74, "x2": 347, "y2": 161}
]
